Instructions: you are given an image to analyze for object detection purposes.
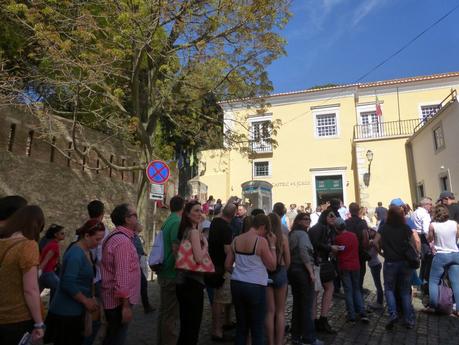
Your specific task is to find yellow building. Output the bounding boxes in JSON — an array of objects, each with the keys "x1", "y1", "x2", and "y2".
[{"x1": 197, "y1": 72, "x2": 459, "y2": 210}]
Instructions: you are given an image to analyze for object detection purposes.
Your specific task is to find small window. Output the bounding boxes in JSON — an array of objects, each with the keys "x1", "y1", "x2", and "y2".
[
  {"x1": 421, "y1": 104, "x2": 440, "y2": 122},
  {"x1": 250, "y1": 120, "x2": 272, "y2": 152},
  {"x1": 440, "y1": 175, "x2": 449, "y2": 192},
  {"x1": 7, "y1": 124, "x2": 16, "y2": 152},
  {"x1": 26, "y1": 130, "x2": 34, "y2": 156},
  {"x1": 315, "y1": 113, "x2": 337, "y2": 137},
  {"x1": 253, "y1": 161, "x2": 270, "y2": 178},
  {"x1": 417, "y1": 183, "x2": 425, "y2": 199},
  {"x1": 433, "y1": 125, "x2": 445, "y2": 151}
]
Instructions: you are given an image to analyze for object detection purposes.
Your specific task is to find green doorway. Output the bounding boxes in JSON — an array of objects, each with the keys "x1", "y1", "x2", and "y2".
[{"x1": 315, "y1": 175, "x2": 344, "y2": 205}]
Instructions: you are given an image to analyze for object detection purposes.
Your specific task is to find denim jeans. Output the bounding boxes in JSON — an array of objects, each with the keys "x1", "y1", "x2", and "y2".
[
  {"x1": 383, "y1": 261, "x2": 415, "y2": 324},
  {"x1": 429, "y1": 252, "x2": 459, "y2": 310},
  {"x1": 39, "y1": 271, "x2": 60, "y2": 302},
  {"x1": 0, "y1": 319, "x2": 33, "y2": 345},
  {"x1": 103, "y1": 306, "x2": 129, "y2": 345},
  {"x1": 231, "y1": 280, "x2": 266, "y2": 345},
  {"x1": 340, "y1": 270, "x2": 365, "y2": 320},
  {"x1": 369, "y1": 263, "x2": 384, "y2": 305},
  {"x1": 287, "y1": 264, "x2": 316, "y2": 344}
]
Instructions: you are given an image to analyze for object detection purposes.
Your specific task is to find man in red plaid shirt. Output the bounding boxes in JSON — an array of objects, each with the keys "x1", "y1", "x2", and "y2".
[{"x1": 101, "y1": 203, "x2": 141, "y2": 345}]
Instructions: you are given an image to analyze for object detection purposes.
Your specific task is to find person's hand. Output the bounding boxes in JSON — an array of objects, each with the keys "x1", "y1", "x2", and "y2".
[
  {"x1": 122, "y1": 304, "x2": 133, "y2": 324},
  {"x1": 330, "y1": 245, "x2": 340, "y2": 253},
  {"x1": 83, "y1": 297, "x2": 99, "y2": 312},
  {"x1": 32, "y1": 328, "x2": 44, "y2": 342},
  {"x1": 266, "y1": 232, "x2": 277, "y2": 247},
  {"x1": 309, "y1": 271, "x2": 315, "y2": 282}
]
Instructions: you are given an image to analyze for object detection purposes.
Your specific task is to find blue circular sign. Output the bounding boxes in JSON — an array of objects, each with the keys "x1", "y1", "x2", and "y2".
[{"x1": 146, "y1": 160, "x2": 170, "y2": 184}]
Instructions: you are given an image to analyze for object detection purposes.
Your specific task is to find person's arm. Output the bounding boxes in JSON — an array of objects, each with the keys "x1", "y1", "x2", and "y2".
[
  {"x1": 373, "y1": 232, "x2": 383, "y2": 256},
  {"x1": 422, "y1": 212, "x2": 431, "y2": 235},
  {"x1": 412, "y1": 230, "x2": 421, "y2": 252},
  {"x1": 189, "y1": 229, "x2": 207, "y2": 263},
  {"x1": 282, "y1": 234, "x2": 291, "y2": 269},
  {"x1": 427, "y1": 223, "x2": 435, "y2": 243},
  {"x1": 23, "y1": 266, "x2": 45, "y2": 342},
  {"x1": 298, "y1": 233, "x2": 314, "y2": 280},
  {"x1": 258, "y1": 236, "x2": 277, "y2": 271},
  {"x1": 224, "y1": 241, "x2": 235, "y2": 273},
  {"x1": 456, "y1": 223, "x2": 459, "y2": 240}
]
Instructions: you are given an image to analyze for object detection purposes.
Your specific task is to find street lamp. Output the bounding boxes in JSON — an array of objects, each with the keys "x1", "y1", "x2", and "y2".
[{"x1": 363, "y1": 150, "x2": 374, "y2": 187}]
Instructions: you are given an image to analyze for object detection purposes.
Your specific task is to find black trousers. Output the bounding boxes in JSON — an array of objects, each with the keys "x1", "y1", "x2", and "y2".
[
  {"x1": 359, "y1": 259, "x2": 367, "y2": 291},
  {"x1": 45, "y1": 312, "x2": 85, "y2": 345},
  {"x1": 0, "y1": 319, "x2": 33, "y2": 345},
  {"x1": 141, "y1": 271, "x2": 151, "y2": 309},
  {"x1": 176, "y1": 278, "x2": 204, "y2": 345},
  {"x1": 103, "y1": 306, "x2": 129, "y2": 345}
]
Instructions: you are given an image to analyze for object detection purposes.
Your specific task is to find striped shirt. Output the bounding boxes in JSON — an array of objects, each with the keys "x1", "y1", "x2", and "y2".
[{"x1": 100, "y1": 226, "x2": 140, "y2": 309}]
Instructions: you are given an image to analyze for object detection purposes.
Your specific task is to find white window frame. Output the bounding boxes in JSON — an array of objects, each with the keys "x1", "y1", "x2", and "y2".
[
  {"x1": 418, "y1": 102, "x2": 441, "y2": 122},
  {"x1": 248, "y1": 114, "x2": 273, "y2": 152},
  {"x1": 356, "y1": 104, "x2": 383, "y2": 138},
  {"x1": 253, "y1": 160, "x2": 271, "y2": 178},
  {"x1": 432, "y1": 123, "x2": 445, "y2": 152},
  {"x1": 312, "y1": 106, "x2": 340, "y2": 139},
  {"x1": 310, "y1": 168, "x2": 347, "y2": 207}
]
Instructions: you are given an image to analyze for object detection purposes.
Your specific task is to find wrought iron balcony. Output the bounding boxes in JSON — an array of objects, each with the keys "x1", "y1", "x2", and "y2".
[
  {"x1": 249, "y1": 140, "x2": 272, "y2": 153},
  {"x1": 353, "y1": 119, "x2": 420, "y2": 140}
]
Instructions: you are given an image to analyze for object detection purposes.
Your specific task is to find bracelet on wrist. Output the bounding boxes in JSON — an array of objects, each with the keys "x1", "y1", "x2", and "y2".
[{"x1": 33, "y1": 322, "x2": 46, "y2": 330}]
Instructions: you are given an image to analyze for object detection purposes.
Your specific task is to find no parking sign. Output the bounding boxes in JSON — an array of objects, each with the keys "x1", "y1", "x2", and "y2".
[{"x1": 146, "y1": 160, "x2": 170, "y2": 185}]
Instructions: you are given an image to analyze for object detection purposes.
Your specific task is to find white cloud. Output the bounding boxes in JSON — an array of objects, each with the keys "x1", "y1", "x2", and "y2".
[{"x1": 352, "y1": 0, "x2": 388, "y2": 26}]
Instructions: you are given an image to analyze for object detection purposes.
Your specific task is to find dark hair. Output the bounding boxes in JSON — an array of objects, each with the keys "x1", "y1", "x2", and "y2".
[
  {"x1": 349, "y1": 202, "x2": 360, "y2": 216},
  {"x1": 0, "y1": 205, "x2": 45, "y2": 241},
  {"x1": 252, "y1": 214, "x2": 271, "y2": 233},
  {"x1": 0, "y1": 195, "x2": 28, "y2": 221},
  {"x1": 44, "y1": 224, "x2": 64, "y2": 239},
  {"x1": 330, "y1": 199, "x2": 340, "y2": 211},
  {"x1": 87, "y1": 200, "x2": 104, "y2": 219},
  {"x1": 377, "y1": 202, "x2": 383, "y2": 207},
  {"x1": 208, "y1": 195, "x2": 214, "y2": 202},
  {"x1": 291, "y1": 212, "x2": 311, "y2": 231},
  {"x1": 432, "y1": 204, "x2": 450, "y2": 223},
  {"x1": 76, "y1": 219, "x2": 105, "y2": 237},
  {"x1": 177, "y1": 200, "x2": 201, "y2": 241},
  {"x1": 318, "y1": 208, "x2": 336, "y2": 226},
  {"x1": 170, "y1": 195, "x2": 185, "y2": 212},
  {"x1": 110, "y1": 203, "x2": 130, "y2": 226},
  {"x1": 242, "y1": 215, "x2": 253, "y2": 233},
  {"x1": 385, "y1": 206, "x2": 406, "y2": 227},
  {"x1": 273, "y1": 202, "x2": 286, "y2": 217},
  {"x1": 251, "y1": 208, "x2": 265, "y2": 216}
]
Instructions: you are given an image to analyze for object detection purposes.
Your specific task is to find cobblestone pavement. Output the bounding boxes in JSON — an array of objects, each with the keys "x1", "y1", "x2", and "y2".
[{"x1": 124, "y1": 271, "x2": 459, "y2": 345}]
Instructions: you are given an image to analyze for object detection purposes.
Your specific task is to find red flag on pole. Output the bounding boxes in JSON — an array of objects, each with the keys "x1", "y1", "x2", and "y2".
[{"x1": 375, "y1": 96, "x2": 383, "y2": 117}]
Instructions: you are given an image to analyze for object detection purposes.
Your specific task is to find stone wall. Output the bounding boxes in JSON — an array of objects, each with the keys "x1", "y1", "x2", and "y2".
[{"x1": 0, "y1": 106, "x2": 173, "y2": 248}]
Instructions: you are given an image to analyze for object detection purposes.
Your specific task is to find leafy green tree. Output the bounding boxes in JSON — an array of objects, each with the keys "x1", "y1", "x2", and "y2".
[{"x1": 0, "y1": 0, "x2": 290, "y2": 216}]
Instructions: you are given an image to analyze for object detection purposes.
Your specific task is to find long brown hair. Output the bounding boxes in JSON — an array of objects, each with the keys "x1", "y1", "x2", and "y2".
[
  {"x1": 268, "y1": 213, "x2": 284, "y2": 264},
  {"x1": 0, "y1": 205, "x2": 45, "y2": 241},
  {"x1": 386, "y1": 206, "x2": 406, "y2": 227}
]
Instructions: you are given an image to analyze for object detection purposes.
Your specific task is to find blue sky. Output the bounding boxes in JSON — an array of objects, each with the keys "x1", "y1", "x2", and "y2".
[{"x1": 267, "y1": 0, "x2": 459, "y2": 93}]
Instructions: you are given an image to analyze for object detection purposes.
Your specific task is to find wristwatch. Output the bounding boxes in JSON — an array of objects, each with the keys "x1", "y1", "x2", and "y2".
[{"x1": 33, "y1": 322, "x2": 46, "y2": 330}]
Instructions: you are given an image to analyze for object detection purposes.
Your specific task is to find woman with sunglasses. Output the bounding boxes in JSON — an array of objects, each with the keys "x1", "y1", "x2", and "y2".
[
  {"x1": 308, "y1": 208, "x2": 341, "y2": 334},
  {"x1": 176, "y1": 201, "x2": 209, "y2": 345},
  {"x1": 44, "y1": 219, "x2": 105, "y2": 345},
  {"x1": 288, "y1": 213, "x2": 323, "y2": 345},
  {"x1": 39, "y1": 224, "x2": 65, "y2": 302}
]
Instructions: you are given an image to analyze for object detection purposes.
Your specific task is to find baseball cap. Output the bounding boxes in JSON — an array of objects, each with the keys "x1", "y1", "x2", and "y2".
[
  {"x1": 438, "y1": 191, "x2": 454, "y2": 202},
  {"x1": 389, "y1": 198, "x2": 405, "y2": 207}
]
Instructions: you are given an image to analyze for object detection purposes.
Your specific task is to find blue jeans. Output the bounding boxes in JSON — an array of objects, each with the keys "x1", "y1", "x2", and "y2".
[
  {"x1": 287, "y1": 264, "x2": 316, "y2": 344},
  {"x1": 231, "y1": 280, "x2": 266, "y2": 345},
  {"x1": 341, "y1": 270, "x2": 365, "y2": 320},
  {"x1": 370, "y1": 264, "x2": 384, "y2": 305},
  {"x1": 429, "y1": 252, "x2": 459, "y2": 310},
  {"x1": 383, "y1": 261, "x2": 415, "y2": 324},
  {"x1": 39, "y1": 271, "x2": 59, "y2": 302}
]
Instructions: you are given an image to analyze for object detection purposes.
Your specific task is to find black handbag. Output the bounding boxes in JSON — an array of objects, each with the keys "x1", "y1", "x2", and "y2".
[
  {"x1": 404, "y1": 242, "x2": 420, "y2": 269},
  {"x1": 319, "y1": 261, "x2": 336, "y2": 283}
]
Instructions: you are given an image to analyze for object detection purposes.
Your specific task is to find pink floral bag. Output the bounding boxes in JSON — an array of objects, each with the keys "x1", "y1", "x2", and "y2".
[{"x1": 175, "y1": 238, "x2": 215, "y2": 273}]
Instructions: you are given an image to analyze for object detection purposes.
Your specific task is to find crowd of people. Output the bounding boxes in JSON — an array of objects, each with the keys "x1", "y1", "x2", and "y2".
[{"x1": 0, "y1": 190, "x2": 458, "y2": 345}]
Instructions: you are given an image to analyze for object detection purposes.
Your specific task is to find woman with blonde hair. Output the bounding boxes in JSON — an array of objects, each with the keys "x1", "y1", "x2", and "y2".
[{"x1": 265, "y1": 213, "x2": 290, "y2": 345}]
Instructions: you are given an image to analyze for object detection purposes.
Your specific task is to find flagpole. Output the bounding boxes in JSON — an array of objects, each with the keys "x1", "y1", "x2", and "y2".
[{"x1": 397, "y1": 87, "x2": 401, "y2": 134}]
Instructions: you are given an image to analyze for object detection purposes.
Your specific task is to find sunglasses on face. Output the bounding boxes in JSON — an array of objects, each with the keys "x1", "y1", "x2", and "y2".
[
  {"x1": 300, "y1": 218, "x2": 311, "y2": 222},
  {"x1": 328, "y1": 214, "x2": 336, "y2": 218},
  {"x1": 128, "y1": 213, "x2": 138, "y2": 218}
]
